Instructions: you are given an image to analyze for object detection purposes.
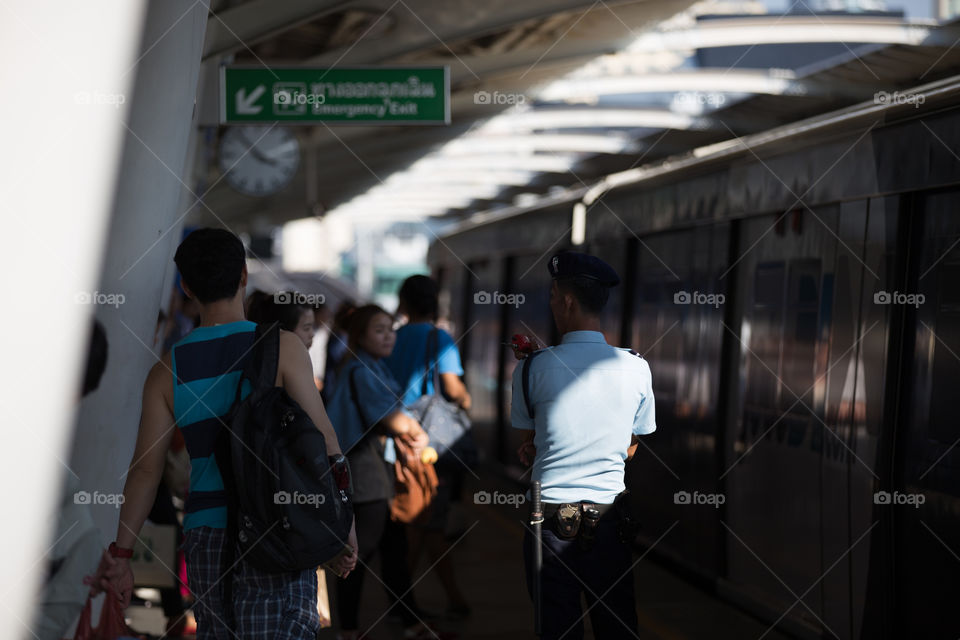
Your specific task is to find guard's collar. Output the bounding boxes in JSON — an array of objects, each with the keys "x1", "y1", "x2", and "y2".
[{"x1": 560, "y1": 330, "x2": 606, "y2": 344}]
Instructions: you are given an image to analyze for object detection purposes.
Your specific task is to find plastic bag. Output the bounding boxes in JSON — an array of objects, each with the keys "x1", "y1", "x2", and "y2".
[{"x1": 71, "y1": 588, "x2": 133, "y2": 640}]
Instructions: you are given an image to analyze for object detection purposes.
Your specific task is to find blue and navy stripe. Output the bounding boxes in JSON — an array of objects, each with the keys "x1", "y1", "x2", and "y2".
[{"x1": 171, "y1": 321, "x2": 256, "y2": 531}]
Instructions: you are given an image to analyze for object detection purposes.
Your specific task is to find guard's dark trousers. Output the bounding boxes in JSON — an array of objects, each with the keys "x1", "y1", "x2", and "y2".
[{"x1": 523, "y1": 517, "x2": 638, "y2": 639}]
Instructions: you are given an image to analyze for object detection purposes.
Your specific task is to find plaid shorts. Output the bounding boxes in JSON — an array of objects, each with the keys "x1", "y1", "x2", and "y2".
[{"x1": 181, "y1": 526, "x2": 320, "y2": 640}]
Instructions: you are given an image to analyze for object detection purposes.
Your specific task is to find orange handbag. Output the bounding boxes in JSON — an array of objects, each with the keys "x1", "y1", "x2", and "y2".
[{"x1": 389, "y1": 437, "x2": 438, "y2": 524}]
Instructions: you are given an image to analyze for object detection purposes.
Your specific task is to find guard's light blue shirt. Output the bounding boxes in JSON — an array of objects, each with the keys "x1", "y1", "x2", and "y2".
[
  {"x1": 385, "y1": 322, "x2": 464, "y2": 407},
  {"x1": 511, "y1": 330, "x2": 656, "y2": 504}
]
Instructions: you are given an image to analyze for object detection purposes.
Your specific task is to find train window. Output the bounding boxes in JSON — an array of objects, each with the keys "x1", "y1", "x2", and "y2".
[
  {"x1": 788, "y1": 259, "x2": 821, "y2": 345},
  {"x1": 755, "y1": 263, "x2": 785, "y2": 308},
  {"x1": 747, "y1": 261, "x2": 785, "y2": 406}
]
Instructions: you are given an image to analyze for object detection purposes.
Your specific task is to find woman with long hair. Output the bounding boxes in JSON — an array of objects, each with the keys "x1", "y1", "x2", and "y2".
[{"x1": 324, "y1": 305, "x2": 440, "y2": 640}]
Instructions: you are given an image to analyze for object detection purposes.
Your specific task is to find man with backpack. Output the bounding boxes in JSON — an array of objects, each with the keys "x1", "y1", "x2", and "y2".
[{"x1": 89, "y1": 228, "x2": 357, "y2": 639}]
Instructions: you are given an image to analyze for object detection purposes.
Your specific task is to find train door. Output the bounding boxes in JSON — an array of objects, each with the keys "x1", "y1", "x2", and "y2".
[
  {"x1": 625, "y1": 224, "x2": 728, "y2": 577},
  {"x1": 845, "y1": 196, "x2": 899, "y2": 640},
  {"x1": 891, "y1": 189, "x2": 960, "y2": 639},
  {"x1": 818, "y1": 199, "x2": 883, "y2": 640},
  {"x1": 724, "y1": 207, "x2": 840, "y2": 636}
]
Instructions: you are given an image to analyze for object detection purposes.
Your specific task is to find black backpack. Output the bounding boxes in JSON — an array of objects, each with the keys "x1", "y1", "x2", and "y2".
[{"x1": 214, "y1": 322, "x2": 353, "y2": 575}]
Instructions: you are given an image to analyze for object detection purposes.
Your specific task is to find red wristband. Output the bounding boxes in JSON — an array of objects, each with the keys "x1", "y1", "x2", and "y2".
[{"x1": 109, "y1": 542, "x2": 134, "y2": 558}]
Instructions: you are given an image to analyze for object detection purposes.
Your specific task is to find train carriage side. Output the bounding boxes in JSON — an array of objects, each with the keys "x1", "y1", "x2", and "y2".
[{"x1": 427, "y1": 96, "x2": 960, "y2": 639}]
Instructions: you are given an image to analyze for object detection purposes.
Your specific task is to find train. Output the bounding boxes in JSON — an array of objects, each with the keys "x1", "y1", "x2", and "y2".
[{"x1": 427, "y1": 74, "x2": 960, "y2": 639}]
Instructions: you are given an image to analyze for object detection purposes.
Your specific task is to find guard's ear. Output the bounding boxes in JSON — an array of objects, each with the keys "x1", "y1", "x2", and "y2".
[{"x1": 239, "y1": 264, "x2": 248, "y2": 290}]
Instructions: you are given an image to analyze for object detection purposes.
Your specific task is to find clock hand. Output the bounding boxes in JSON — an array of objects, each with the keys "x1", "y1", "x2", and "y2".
[{"x1": 236, "y1": 132, "x2": 277, "y2": 166}]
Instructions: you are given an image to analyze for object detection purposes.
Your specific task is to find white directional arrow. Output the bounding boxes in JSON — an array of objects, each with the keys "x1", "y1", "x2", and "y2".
[{"x1": 235, "y1": 85, "x2": 265, "y2": 115}]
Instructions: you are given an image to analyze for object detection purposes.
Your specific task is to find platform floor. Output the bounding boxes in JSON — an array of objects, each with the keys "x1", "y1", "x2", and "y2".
[{"x1": 127, "y1": 468, "x2": 791, "y2": 639}]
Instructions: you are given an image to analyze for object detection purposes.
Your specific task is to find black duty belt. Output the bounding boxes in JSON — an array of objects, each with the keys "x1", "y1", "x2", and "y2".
[{"x1": 542, "y1": 501, "x2": 616, "y2": 520}]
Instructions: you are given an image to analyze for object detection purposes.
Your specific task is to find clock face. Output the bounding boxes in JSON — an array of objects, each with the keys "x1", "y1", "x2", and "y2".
[{"x1": 219, "y1": 126, "x2": 300, "y2": 197}]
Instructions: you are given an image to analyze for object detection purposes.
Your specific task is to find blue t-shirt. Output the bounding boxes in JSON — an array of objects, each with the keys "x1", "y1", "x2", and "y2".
[
  {"x1": 511, "y1": 331, "x2": 656, "y2": 504},
  {"x1": 385, "y1": 322, "x2": 464, "y2": 407},
  {"x1": 325, "y1": 351, "x2": 406, "y2": 455},
  {"x1": 171, "y1": 321, "x2": 256, "y2": 530}
]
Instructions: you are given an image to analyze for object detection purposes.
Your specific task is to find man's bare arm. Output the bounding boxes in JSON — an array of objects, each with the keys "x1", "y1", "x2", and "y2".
[
  {"x1": 115, "y1": 359, "x2": 176, "y2": 549},
  {"x1": 278, "y1": 331, "x2": 342, "y2": 456},
  {"x1": 517, "y1": 428, "x2": 535, "y2": 466},
  {"x1": 439, "y1": 372, "x2": 471, "y2": 410},
  {"x1": 627, "y1": 434, "x2": 640, "y2": 461}
]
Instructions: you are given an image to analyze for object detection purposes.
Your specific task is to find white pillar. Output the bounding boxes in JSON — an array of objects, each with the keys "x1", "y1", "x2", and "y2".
[
  {"x1": 0, "y1": 1, "x2": 149, "y2": 637},
  {"x1": 67, "y1": 0, "x2": 209, "y2": 600}
]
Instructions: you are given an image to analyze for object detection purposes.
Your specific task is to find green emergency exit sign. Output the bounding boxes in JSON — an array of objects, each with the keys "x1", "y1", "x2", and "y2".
[{"x1": 220, "y1": 66, "x2": 450, "y2": 125}]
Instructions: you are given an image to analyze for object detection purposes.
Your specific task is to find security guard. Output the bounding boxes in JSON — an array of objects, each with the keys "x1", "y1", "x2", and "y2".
[{"x1": 511, "y1": 250, "x2": 656, "y2": 640}]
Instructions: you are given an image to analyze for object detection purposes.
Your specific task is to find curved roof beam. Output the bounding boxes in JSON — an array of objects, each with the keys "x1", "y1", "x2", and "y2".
[
  {"x1": 204, "y1": 0, "x2": 350, "y2": 61},
  {"x1": 304, "y1": 0, "x2": 644, "y2": 66},
  {"x1": 625, "y1": 18, "x2": 940, "y2": 52}
]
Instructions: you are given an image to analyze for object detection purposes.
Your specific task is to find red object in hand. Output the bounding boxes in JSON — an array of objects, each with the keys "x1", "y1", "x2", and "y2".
[
  {"x1": 510, "y1": 334, "x2": 535, "y2": 354},
  {"x1": 73, "y1": 585, "x2": 132, "y2": 640}
]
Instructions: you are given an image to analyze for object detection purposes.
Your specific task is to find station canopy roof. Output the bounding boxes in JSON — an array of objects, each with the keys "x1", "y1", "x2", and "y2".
[{"x1": 196, "y1": 0, "x2": 960, "y2": 229}]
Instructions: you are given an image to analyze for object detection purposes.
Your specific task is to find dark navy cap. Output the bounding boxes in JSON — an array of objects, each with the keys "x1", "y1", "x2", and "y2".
[{"x1": 548, "y1": 251, "x2": 620, "y2": 287}]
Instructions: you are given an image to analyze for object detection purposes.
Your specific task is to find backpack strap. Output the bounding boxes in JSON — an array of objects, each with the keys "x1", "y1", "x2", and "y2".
[
  {"x1": 249, "y1": 322, "x2": 280, "y2": 392},
  {"x1": 229, "y1": 322, "x2": 281, "y2": 409},
  {"x1": 521, "y1": 350, "x2": 544, "y2": 420},
  {"x1": 215, "y1": 322, "x2": 279, "y2": 631}
]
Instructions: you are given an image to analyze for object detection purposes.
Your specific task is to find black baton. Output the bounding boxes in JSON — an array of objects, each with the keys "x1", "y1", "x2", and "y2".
[{"x1": 531, "y1": 480, "x2": 543, "y2": 636}]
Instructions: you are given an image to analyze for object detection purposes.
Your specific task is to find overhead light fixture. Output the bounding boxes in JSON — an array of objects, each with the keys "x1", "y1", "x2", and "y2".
[
  {"x1": 409, "y1": 153, "x2": 578, "y2": 173},
  {"x1": 361, "y1": 184, "x2": 502, "y2": 199},
  {"x1": 481, "y1": 108, "x2": 713, "y2": 131},
  {"x1": 441, "y1": 133, "x2": 637, "y2": 155},
  {"x1": 625, "y1": 20, "x2": 934, "y2": 52},
  {"x1": 387, "y1": 169, "x2": 537, "y2": 187},
  {"x1": 537, "y1": 70, "x2": 808, "y2": 102}
]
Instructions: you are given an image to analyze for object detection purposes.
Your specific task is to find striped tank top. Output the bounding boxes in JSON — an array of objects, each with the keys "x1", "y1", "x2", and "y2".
[{"x1": 171, "y1": 321, "x2": 256, "y2": 530}]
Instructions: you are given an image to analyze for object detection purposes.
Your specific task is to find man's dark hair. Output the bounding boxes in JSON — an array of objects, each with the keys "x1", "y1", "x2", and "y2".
[
  {"x1": 173, "y1": 228, "x2": 246, "y2": 304},
  {"x1": 83, "y1": 321, "x2": 108, "y2": 397},
  {"x1": 398, "y1": 275, "x2": 438, "y2": 320},
  {"x1": 556, "y1": 276, "x2": 610, "y2": 315}
]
